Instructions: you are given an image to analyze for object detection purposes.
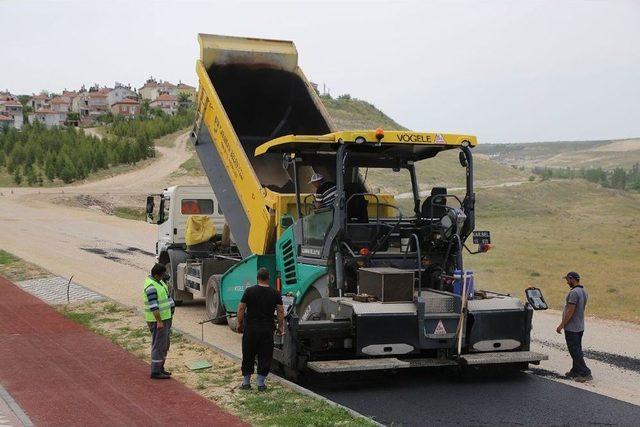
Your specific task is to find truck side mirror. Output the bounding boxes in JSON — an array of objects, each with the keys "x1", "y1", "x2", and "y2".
[
  {"x1": 146, "y1": 195, "x2": 157, "y2": 224},
  {"x1": 525, "y1": 287, "x2": 548, "y2": 310},
  {"x1": 459, "y1": 151, "x2": 468, "y2": 167}
]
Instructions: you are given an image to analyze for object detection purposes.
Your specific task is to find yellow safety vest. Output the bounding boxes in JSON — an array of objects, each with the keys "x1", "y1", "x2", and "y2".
[{"x1": 143, "y1": 277, "x2": 173, "y2": 322}]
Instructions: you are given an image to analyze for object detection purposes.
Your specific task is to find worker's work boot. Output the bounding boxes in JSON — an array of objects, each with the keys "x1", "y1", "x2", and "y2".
[
  {"x1": 565, "y1": 371, "x2": 578, "y2": 378},
  {"x1": 240, "y1": 383, "x2": 251, "y2": 390},
  {"x1": 258, "y1": 385, "x2": 267, "y2": 392},
  {"x1": 161, "y1": 369, "x2": 172, "y2": 376},
  {"x1": 150, "y1": 372, "x2": 171, "y2": 380}
]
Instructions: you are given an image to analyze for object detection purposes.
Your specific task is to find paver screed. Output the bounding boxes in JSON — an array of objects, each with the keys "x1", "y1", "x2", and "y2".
[{"x1": 0, "y1": 276, "x2": 246, "y2": 427}]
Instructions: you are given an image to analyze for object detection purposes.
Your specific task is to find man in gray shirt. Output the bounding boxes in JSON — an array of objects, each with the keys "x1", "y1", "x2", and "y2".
[{"x1": 556, "y1": 271, "x2": 592, "y2": 382}]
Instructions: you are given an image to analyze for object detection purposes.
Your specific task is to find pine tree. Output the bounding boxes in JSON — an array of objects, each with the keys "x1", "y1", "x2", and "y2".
[
  {"x1": 45, "y1": 156, "x2": 56, "y2": 181},
  {"x1": 60, "y1": 156, "x2": 77, "y2": 183},
  {"x1": 26, "y1": 167, "x2": 37, "y2": 186},
  {"x1": 13, "y1": 169, "x2": 22, "y2": 185}
]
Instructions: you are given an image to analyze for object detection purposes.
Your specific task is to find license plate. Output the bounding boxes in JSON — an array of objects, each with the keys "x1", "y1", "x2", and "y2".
[{"x1": 473, "y1": 231, "x2": 491, "y2": 245}]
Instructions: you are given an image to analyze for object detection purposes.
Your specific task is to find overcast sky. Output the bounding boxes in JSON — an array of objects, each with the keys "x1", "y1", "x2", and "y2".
[{"x1": 1, "y1": 0, "x2": 638, "y2": 142}]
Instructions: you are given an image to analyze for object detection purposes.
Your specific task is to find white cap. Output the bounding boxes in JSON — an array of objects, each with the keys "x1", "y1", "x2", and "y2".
[{"x1": 309, "y1": 172, "x2": 324, "y2": 183}]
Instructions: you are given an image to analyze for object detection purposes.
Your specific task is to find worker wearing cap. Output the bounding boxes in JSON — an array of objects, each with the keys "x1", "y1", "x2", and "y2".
[
  {"x1": 309, "y1": 172, "x2": 336, "y2": 210},
  {"x1": 143, "y1": 263, "x2": 176, "y2": 379},
  {"x1": 556, "y1": 271, "x2": 592, "y2": 382}
]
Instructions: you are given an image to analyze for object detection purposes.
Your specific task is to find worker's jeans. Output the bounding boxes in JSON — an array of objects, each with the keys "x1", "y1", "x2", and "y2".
[
  {"x1": 565, "y1": 330, "x2": 591, "y2": 376},
  {"x1": 241, "y1": 324, "x2": 274, "y2": 376},
  {"x1": 148, "y1": 318, "x2": 172, "y2": 374}
]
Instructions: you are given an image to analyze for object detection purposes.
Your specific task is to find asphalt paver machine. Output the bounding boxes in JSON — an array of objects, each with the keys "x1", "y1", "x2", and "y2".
[{"x1": 186, "y1": 33, "x2": 547, "y2": 376}]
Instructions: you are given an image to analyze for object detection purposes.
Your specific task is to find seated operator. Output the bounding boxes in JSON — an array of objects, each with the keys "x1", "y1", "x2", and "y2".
[{"x1": 309, "y1": 173, "x2": 336, "y2": 210}]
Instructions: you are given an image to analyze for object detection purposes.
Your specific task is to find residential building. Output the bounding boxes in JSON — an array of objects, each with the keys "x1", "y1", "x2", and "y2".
[
  {"x1": 107, "y1": 83, "x2": 137, "y2": 106},
  {"x1": 110, "y1": 98, "x2": 140, "y2": 118},
  {"x1": 150, "y1": 93, "x2": 178, "y2": 115},
  {"x1": 50, "y1": 97, "x2": 71, "y2": 113},
  {"x1": 177, "y1": 82, "x2": 197, "y2": 102},
  {"x1": 30, "y1": 93, "x2": 50, "y2": 111},
  {"x1": 74, "y1": 91, "x2": 109, "y2": 120},
  {"x1": 139, "y1": 78, "x2": 178, "y2": 100},
  {"x1": 28, "y1": 109, "x2": 66, "y2": 128},
  {"x1": 0, "y1": 99, "x2": 24, "y2": 129},
  {"x1": 61, "y1": 90, "x2": 78, "y2": 104},
  {"x1": 138, "y1": 79, "x2": 158, "y2": 100}
]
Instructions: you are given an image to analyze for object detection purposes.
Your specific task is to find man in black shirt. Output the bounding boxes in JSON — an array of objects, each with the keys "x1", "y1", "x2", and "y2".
[{"x1": 237, "y1": 267, "x2": 284, "y2": 391}]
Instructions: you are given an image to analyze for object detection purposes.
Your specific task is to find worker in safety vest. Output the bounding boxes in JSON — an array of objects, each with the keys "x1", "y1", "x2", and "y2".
[{"x1": 143, "y1": 263, "x2": 176, "y2": 379}]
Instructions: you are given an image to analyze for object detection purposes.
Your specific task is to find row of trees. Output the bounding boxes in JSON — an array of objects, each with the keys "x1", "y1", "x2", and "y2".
[
  {"x1": 532, "y1": 164, "x2": 640, "y2": 191},
  {"x1": 109, "y1": 108, "x2": 195, "y2": 140},
  {"x1": 0, "y1": 122, "x2": 155, "y2": 185}
]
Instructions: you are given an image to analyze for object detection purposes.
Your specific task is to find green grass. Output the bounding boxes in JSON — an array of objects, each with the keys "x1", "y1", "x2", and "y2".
[
  {"x1": 233, "y1": 388, "x2": 373, "y2": 427},
  {"x1": 62, "y1": 310, "x2": 97, "y2": 328},
  {"x1": 0, "y1": 250, "x2": 19, "y2": 265},
  {"x1": 0, "y1": 249, "x2": 51, "y2": 281},
  {"x1": 114, "y1": 206, "x2": 146, "y2": 222}
]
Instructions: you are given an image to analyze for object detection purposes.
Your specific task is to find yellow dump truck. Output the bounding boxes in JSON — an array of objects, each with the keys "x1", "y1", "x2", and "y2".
[{"x1": 150, "y1": 33, "x2": 548, "y2": 377}]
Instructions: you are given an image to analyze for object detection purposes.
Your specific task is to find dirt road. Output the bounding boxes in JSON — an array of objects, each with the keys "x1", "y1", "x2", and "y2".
[{"x1": 1, "y1": 131, "x2": 639, "y2": 407}]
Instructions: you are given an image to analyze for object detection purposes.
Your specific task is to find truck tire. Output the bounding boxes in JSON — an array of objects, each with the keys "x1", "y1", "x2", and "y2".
[
  {"x1": 205, "y1": 275, "x2": 227, "y2": 324},
  {"x1": 167, "y1": 249, "x2": 190, "y2": 306}
]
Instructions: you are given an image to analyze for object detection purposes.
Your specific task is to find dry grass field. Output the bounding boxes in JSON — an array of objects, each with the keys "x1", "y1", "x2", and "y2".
[
  {"x1": 467, "y1": 180, "x2": 640, "y2": 323},
  {"x1": 478, "y1": 138, "x2": 640, "y2": 170}
]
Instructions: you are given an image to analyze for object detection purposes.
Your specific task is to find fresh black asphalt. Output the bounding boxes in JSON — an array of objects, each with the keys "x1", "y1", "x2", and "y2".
[{"x1": 305, "y1": 368, "x2": 640, "y2": 426}]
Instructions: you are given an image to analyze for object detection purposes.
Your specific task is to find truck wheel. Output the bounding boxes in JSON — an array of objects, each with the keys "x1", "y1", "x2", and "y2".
[
  {"x1": 167, "y1": 249, "x2": 188, "y2": 305},
  {"x1": 205, "y1": 275, "x2": 227, "y2": 324}
]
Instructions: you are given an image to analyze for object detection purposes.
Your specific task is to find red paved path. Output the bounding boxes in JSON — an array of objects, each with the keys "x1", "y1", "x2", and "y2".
[{"x1": 0, "y1": 276, "x2": 247, "y2": 427}]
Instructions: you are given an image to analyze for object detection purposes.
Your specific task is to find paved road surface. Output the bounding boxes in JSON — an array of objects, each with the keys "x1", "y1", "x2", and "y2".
[{"x1": 307, "y1": 369, "x2": 640, "y2": 426}]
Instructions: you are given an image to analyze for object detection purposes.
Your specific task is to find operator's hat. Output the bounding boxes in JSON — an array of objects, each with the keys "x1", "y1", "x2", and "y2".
[
  {"x1": 309, "y1": 172, "x2": 324, "y2": 184},
  {"x1": 563, "y1": 271, "x2": 580, "y2": 280}
]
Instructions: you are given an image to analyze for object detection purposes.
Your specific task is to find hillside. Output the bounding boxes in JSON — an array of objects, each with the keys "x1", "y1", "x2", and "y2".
[
  {"x1": 321, "y1": 96, "x2": 407, "y2": 131},
  {"x1": 466, "y1": 179, "x2": 640, "y2": 322},
  {"x1": 174, "y1": 96, "x2": 529, "y2": 187},
  {"x1": 477, "y1": 138, "x2": 640, "y2": 170}
]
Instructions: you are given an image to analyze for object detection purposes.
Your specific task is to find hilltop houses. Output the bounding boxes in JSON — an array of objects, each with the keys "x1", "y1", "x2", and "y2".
[{"x1": 1, "y1": 77, "x2": 195, "y2": 129}]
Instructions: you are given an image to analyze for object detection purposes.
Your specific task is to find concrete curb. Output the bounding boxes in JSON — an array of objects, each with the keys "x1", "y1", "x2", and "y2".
[{"x1": 0, "y1": 383, "x2": 34, "y2": 427}]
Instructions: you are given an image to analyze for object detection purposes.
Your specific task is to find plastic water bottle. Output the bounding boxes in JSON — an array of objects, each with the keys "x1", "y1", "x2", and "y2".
[{"x1": 453, "y1": 269, "x2": 463, "y2": 295}]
